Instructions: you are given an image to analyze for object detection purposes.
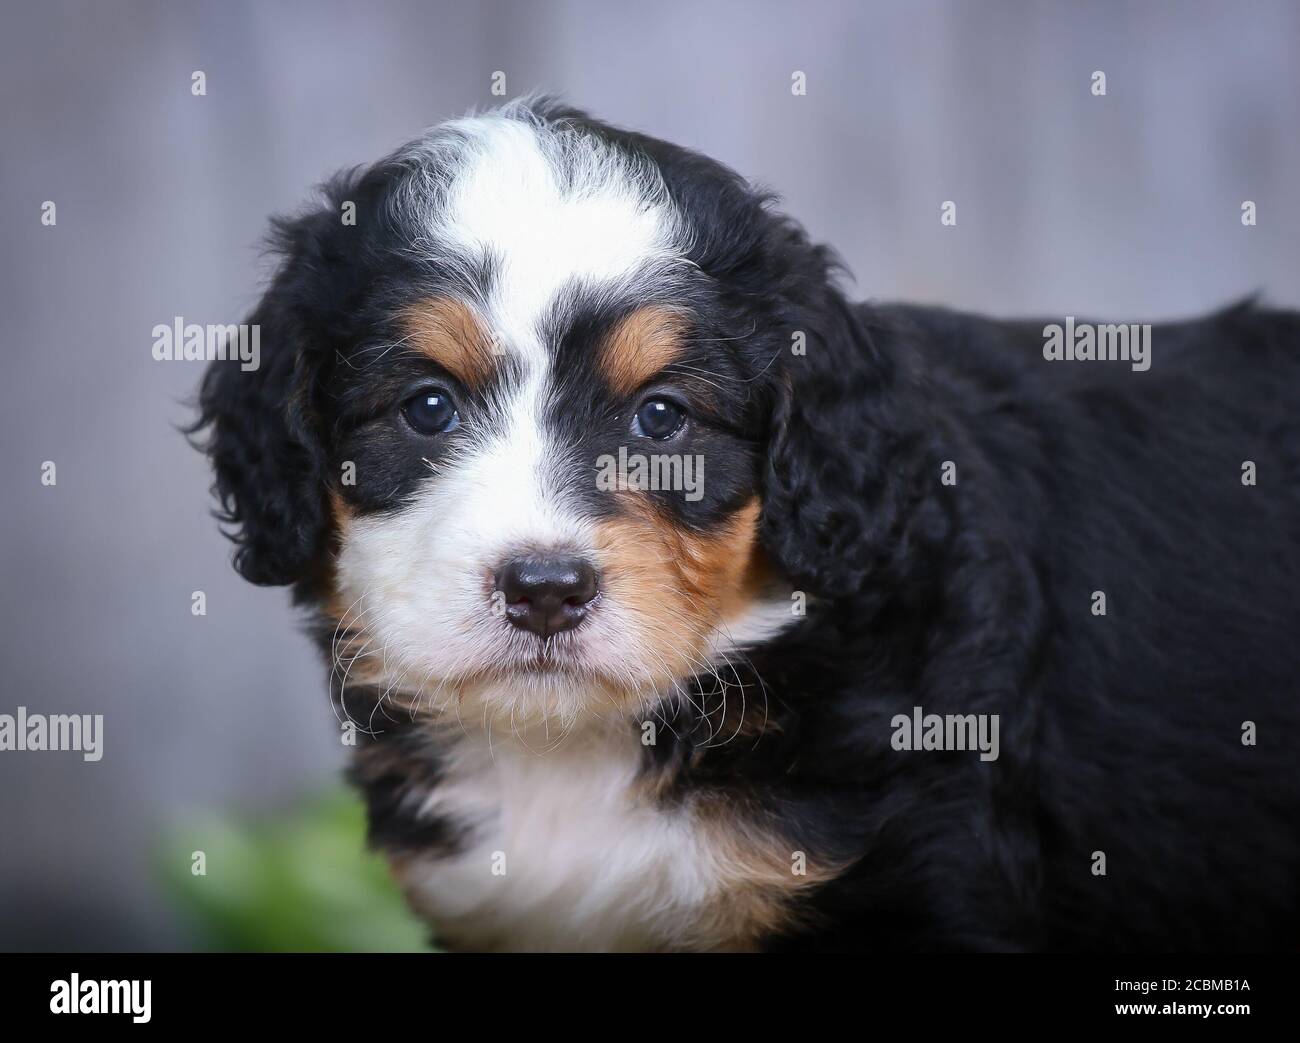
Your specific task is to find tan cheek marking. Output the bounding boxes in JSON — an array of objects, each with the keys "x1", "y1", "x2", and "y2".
[
  {"x1": 598, "y1": 306, "x2": 688, "y2": 397},
  {"x1": 402, "y1": 298, "x2": 497, "y2": 389},
  {"x1": 320, "y1": 490, "x2": 355, "y2": 617},
  {"x1": 328, "y1": 488, "x2": 354, "y2": 528},
  {"x1": 594, "y1": 495, "x2": 767, "y2": 683},
  {"x1": 688, "y1": 800, "x2": 843, "y2": 951},
  {"x1": 320, "y1": 492, "x2": 389, "y2": 690}
]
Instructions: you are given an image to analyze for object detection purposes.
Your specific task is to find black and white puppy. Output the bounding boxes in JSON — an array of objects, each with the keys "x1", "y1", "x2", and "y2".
[{"x1": 197, "y1": 98, "x2": 1300, "y2": 952}]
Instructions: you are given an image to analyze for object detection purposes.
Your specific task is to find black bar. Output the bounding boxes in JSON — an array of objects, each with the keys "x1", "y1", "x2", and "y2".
[{"x1": 0, "y1": 955, "x2": 1291, "y2": 1028}]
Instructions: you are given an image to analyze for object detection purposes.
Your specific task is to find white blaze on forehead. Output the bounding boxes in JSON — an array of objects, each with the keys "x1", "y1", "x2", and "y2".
[
  {"x1": 425, "y1": 109, "x2": 688, "y2": 363},
  {"x1": 452, "y1": 377, "x2": 588, "y2": 554}
]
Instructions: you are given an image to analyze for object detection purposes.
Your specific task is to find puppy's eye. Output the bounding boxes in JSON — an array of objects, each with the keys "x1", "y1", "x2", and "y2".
[
  {"x1": 402, "y1": 389, "x2": 459, "y2": 435},
  {"x1": 633, "y1": 397, "x2": 686, "y2": 440}
]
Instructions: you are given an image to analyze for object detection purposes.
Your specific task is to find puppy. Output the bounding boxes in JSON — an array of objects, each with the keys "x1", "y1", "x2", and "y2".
[{"x1": 197, "y1": 98, "x2": 1300, "y2": 952}]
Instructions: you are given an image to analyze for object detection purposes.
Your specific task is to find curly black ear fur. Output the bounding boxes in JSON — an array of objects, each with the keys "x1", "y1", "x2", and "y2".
[
  {"x1": 756, "y1": 238, "x2": 953, "y2": 614},
  {"x1": 192, "y1": 209, "x2": 342, "y2": 588}
]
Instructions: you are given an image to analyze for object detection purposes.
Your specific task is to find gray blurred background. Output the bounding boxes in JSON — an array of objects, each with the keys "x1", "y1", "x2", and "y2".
[{"x1": 1, "y1": 0, "x2": 1297, "y2": 949}]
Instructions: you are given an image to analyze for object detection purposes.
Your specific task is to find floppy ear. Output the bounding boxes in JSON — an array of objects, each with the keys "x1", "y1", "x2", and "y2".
[
  {"x1": 759, "y1": 277, "x2": 948, "y2": 610},
  {"x1": 194, "y1": 214, "x2": 336, "y2": 588}
]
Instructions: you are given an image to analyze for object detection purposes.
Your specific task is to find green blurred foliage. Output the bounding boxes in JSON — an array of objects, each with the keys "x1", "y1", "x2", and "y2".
[{"x1": 160, "y1": 788, "x2": 432, "y2": 953}]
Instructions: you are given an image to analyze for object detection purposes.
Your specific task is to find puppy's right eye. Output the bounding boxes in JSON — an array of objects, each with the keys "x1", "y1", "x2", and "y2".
[
  {"x1": 632, "y1": 396, "x2": 686, "y2": 440},
  {"x1": 402, "y1": 389, "x2": 459, "y2": 435}
]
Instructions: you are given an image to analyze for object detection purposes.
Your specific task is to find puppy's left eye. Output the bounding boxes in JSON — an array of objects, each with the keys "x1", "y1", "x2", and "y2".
[
  {"x1": 632, "y1": 397, "x2": 686, "y2": 440},
  {"x1": 403, "y1": 389, "x2": 460, "y2": 435}
]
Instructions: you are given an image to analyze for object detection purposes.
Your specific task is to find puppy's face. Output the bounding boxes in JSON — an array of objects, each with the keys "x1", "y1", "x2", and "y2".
[
  {"x1": 201, "y1": 102, "x2": 845, "y2": 729},
  {"x1": 332, "y1": 307, "x2": 764, "y2": 723}
]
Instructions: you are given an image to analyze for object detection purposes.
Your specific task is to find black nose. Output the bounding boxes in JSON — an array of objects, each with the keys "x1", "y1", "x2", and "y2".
[{"x1": 495, "y1": 555, "x2": 599, "y2": 638}]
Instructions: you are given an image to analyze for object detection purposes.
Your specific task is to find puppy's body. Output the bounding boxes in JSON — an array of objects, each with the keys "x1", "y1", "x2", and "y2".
[{"x1": 199, "y1": 99, "x2": 1300, "y2": 951}]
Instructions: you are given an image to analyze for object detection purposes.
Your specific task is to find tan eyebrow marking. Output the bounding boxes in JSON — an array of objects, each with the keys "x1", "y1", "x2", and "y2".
[
  {"x1": 401, "y1": 298, "x2": 498, "y2": 389},
  {"x1": 598, "y1": 306, "x2": 689, "y2": 397}
]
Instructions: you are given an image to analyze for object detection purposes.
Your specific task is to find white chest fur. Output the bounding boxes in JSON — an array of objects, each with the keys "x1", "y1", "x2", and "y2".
[{"x1": 391, "y1": 724, "x2": 768, "y2": 952}]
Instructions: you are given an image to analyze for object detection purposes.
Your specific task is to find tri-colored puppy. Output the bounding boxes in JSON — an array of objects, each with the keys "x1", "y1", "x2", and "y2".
[{"x1": 197, "y1": 98, "x2": 1300, "y2": 952}]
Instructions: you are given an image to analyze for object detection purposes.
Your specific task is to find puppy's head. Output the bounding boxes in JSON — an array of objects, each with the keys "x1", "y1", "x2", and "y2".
[{"x1": 198, "y1": 99, "x2": 886, "y2": 729}]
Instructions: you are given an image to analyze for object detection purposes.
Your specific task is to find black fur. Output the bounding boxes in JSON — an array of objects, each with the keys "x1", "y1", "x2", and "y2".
[{"x1": 197, "y1": 99, "x2": 1300, "y2": 951}]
